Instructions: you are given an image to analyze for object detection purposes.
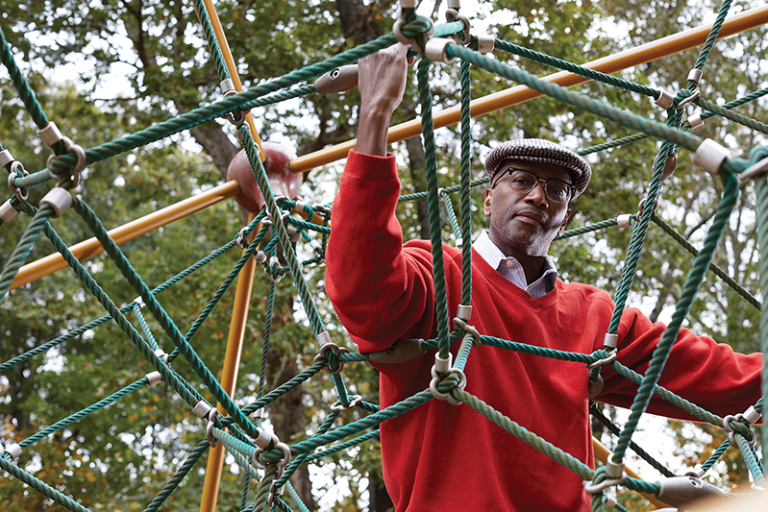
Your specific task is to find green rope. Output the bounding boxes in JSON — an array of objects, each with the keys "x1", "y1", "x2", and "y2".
[
  {"x1": 452, "y1": 388, "x2": 660, "y2": 496},
  {"x1": 416, "y1": 57, "x2": 451, "y2": 359},
  {"x1": 459, "y1": 57, "x2": 474, "y2": 308},
  {"x1": 692, "y1": 0, "x2": 732, "y2": 73},
  {"x1": 0, "y1": 238, "x2": 237, "y2": 373},
  {"x1": 446, "y1": 45, "x2": 706, "y2": 156},
  {"x1": 697, "y1": 97, "x2": 768, "y2": 135},
  {"x1": 0, "y1": 26, "x2": 50, "y2": 129},
  {"x1": 612, "y1": 168, "x2": 741, "y2": 462},
  {"x1": 556, "y1": 218, "x2": 620, "y2": 240},
  {"x1": 607, "y1": 113, "x2": 683, "y2": 335},
  {"x1": 754, "y1": 146, "x2": 768, "y2": 462},
  {"x1": 142, "y1": 441, "x2": 210, "y2": 512},
  {"x1": 71, "y1": 196, "x2": 261, "y2": 438},
  {"x1": 439, "y1": 189, "x2": 463, "y2": 244},
  {"x1": 0, "y1": 203, "x2": 55, "y2": 300},
  {"x1": 733, "y1": 433, "x2": 765, "y2": 485},
  {"x1": 494, "y1": 39, "x2": 659, "y2": 98},
  {"x1": 20, "y1": 376, "x2": 151, "y2": 449},
  {"x1": 700, "y1": 440, "x2": 730, "y2": 473},
  {"x1": 0, "y1": 453, "x2": 92, "y2": 512},
  {"x1": 258, "y1": 280, "x2": 276, "y2": 397},
  {"x1": 399, "y1": 176, "x2": 487, "y2": 202},
  {"x1": 651, "y1": 212, "x2": 761, "y2": 310},
  {"x1": 589, "y1": 404, "x2": 674, "y2": 478}
]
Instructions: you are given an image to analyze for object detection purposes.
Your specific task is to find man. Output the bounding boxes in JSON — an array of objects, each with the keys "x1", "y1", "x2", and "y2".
[{"x1": 325, "y1": 44, "x2": 762, "y2": 511}]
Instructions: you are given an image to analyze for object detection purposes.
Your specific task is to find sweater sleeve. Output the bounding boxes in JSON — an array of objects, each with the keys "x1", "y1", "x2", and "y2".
[
  {"x1": 325, "y1": 151, "x2": 437, "y2": 353},
  {"x1": 599, "y1": 307, "x2": 763, "y2": 420}
]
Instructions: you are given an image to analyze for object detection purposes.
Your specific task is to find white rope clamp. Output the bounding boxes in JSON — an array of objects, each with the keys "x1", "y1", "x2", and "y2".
[
  {"x1": 456, "y1": 304, "x2": 472, "y2": 322},
  {"x1": 653, "y1": 89, "x2": 675, "y2": 110},
  {"x1": 693, "y1": 139, "x2": 731, "y2": 176},
  {"x1": 40, "y1": 187, "x2": 72, "y2": 219},
  {"x1": 0, "y1": 149, "x2": 13, "y2": 169},
  {"x1": 1, "y1": 443, "x2": 22, "y2": 461},
  {"x1": 192, "y1": 400, "x2": 214, "y2": 420},
  {"x1": 425, "y1": 38, "x2": 458, "y2": 64},
  {"x1": 252, "y1": 429, "x2": 292, "y2": 481},
  {"x1": 145, "y1": 371, "x2": 163, "y2": 386},
  {"x1": 154, "y1": 349, "x2": 169, "y2": 365},
  {"x1": 393, "y1": 6, "x2": 433, "y2": 54},
  {"x1": 587, "y1": 348, "x2": 616, "y2": 370},
  {"x1": 0, "y1": 199, "x2": 20, "y2": 224},
  {"x1": 616, "y1": 214, "x2": 632, "y2": 229},
  {"x1": 476, "y1": 34, "x2": 495, "y2": 54},
  {"x1": 687, "y1": 68, "x2": 703, "y2": 85},
  {"x1": 429, "y1": 352, "x2": 466, "y2": 406},
  {"x1": 445, "y1": 9, "x2": 470, "y2": 45},
  {"x1": 675, "y1": 87, "x2": 700, "y2": 110},
  {"x1": 688, "y1": 112, "x2": 704, "y2": 130}
]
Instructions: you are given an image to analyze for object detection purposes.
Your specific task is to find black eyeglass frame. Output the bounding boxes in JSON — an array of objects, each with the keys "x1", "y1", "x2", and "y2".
[{"x1": 490, "y1": 166, "x2": 575, "y2": 205}]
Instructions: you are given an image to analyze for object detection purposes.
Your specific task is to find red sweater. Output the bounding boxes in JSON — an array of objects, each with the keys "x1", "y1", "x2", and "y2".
[{"x1": 325, "y1": 151, "x2": 762, "y2": 511}]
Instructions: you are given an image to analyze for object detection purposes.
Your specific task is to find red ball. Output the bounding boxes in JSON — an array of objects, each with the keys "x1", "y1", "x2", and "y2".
[{"x1": 226, "y1": 142, "x2": 302, "y2": 212}]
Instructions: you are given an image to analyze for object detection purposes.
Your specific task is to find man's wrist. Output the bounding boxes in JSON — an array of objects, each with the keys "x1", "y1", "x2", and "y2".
[{"x1": 356, "y1": 105, "x2": 394, "y2": 157}]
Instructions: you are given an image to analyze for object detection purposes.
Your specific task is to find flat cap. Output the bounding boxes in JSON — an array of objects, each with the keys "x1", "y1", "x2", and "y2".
[{"x1": 485, "y1": 139, "x2": 591, "y2": 198}]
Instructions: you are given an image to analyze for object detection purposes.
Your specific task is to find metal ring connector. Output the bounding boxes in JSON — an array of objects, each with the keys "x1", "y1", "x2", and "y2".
[
  {"x1": 8, "y1": 164, "x2": 29, "y2": 202},
  {"x1": 222, "y1": 86, "x2": 251, "y2": 127},
  {"x1": 46, "y1": 136, "x2": 86, "y2": 189},
  {"x1": 737, "y1": 157, "x2": 768, "y2": 186},
  {"x1": 587, "y1": 349, "x2": 617, "y2": 370},
  {"x1": 445, "y1": 9, "x2": 471, "y2": 45},
  {"x1": 330, "y1": 394, "x2": 363, "y2": 412},
  {"x1": 722, "y1": 414, "x2": 757, "y2": 447},
  {"x1": 675, "y1": 87, "x2": 700, "y2": 110},
  {"x1": 313, "y1": 341, "x2": 349, "y2": 375},
  {"x1": 236, "y1": 226, "x2": 250, "y2": 248},
  {"x1": 205, "y1": 409, "x2": 219, "y2": 448},
  {"x1": 583, "y1": 475, "x2": 627, "y2": 494},
  {"x1": 452, "y1": 317, "x2": 481, "y2": 347}
]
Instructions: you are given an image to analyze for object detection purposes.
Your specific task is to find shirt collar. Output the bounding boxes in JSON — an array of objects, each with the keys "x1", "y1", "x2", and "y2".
[{"x1": 473, "y1": 231, "x2": 559, "y2": 292}]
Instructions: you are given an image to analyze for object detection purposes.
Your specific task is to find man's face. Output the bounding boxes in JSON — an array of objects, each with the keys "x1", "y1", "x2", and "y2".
[{"x1": 483, "y1": 159, "x2": 573, "y2": 259}]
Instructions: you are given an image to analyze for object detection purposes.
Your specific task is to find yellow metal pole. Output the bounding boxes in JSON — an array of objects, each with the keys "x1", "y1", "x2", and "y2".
[
  {"x1": 10, "y1": 181, "x2": 240, "y2": 291},
  {"x1": 199, "y1": 214, "x2": 260, "y2": 512},
  {"x1": 592, "y1": 437, "x2": 671, "y2": 509},
  {"x1": 290, "y1": 3, "x2": 768, "y2": 173},
  {"x1": 200, "y1": 0, "x2": 266, "y2": 161}
]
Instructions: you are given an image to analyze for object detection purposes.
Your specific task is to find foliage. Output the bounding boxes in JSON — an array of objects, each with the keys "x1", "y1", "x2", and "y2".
[{"x1": 1, "y1": 0, "x2": 766, "y2": 510}]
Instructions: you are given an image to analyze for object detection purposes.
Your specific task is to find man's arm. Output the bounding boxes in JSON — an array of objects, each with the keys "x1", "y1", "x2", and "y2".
[
  {"x1": 325, "y1": 45, "x2": 437, "y2": 353},
  {"x1": 355, "y1": 43, "x2": 410, "y2": 157},
  {"x1": 599, "y1": 308, "x2": 763, "y2": 420}
]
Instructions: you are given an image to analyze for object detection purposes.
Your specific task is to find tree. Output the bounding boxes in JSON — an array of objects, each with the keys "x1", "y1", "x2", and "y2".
[{"x1": 2, "y1": 0, "x2": 766, "y2": 510}]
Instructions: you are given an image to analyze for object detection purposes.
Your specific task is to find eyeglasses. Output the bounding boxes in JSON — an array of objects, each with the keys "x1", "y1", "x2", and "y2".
[{"x1": 491, "y1": 167, "x2": 574, "y2": 205}]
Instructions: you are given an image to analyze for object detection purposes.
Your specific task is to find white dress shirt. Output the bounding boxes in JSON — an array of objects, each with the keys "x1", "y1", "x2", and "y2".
[{"x1": 472, "y1": 231, "x2": 558, "y2": 298}]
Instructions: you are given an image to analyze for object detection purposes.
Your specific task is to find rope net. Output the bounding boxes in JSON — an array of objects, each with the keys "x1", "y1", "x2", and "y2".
[{"x1": 1, "y1": 1, "x2": 767, "y2": 510}]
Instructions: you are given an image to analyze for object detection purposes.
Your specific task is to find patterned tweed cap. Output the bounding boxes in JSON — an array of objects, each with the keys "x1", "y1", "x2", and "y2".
[{"x1": 485, "y1": 139, "x2": 592, "y2": 198}]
